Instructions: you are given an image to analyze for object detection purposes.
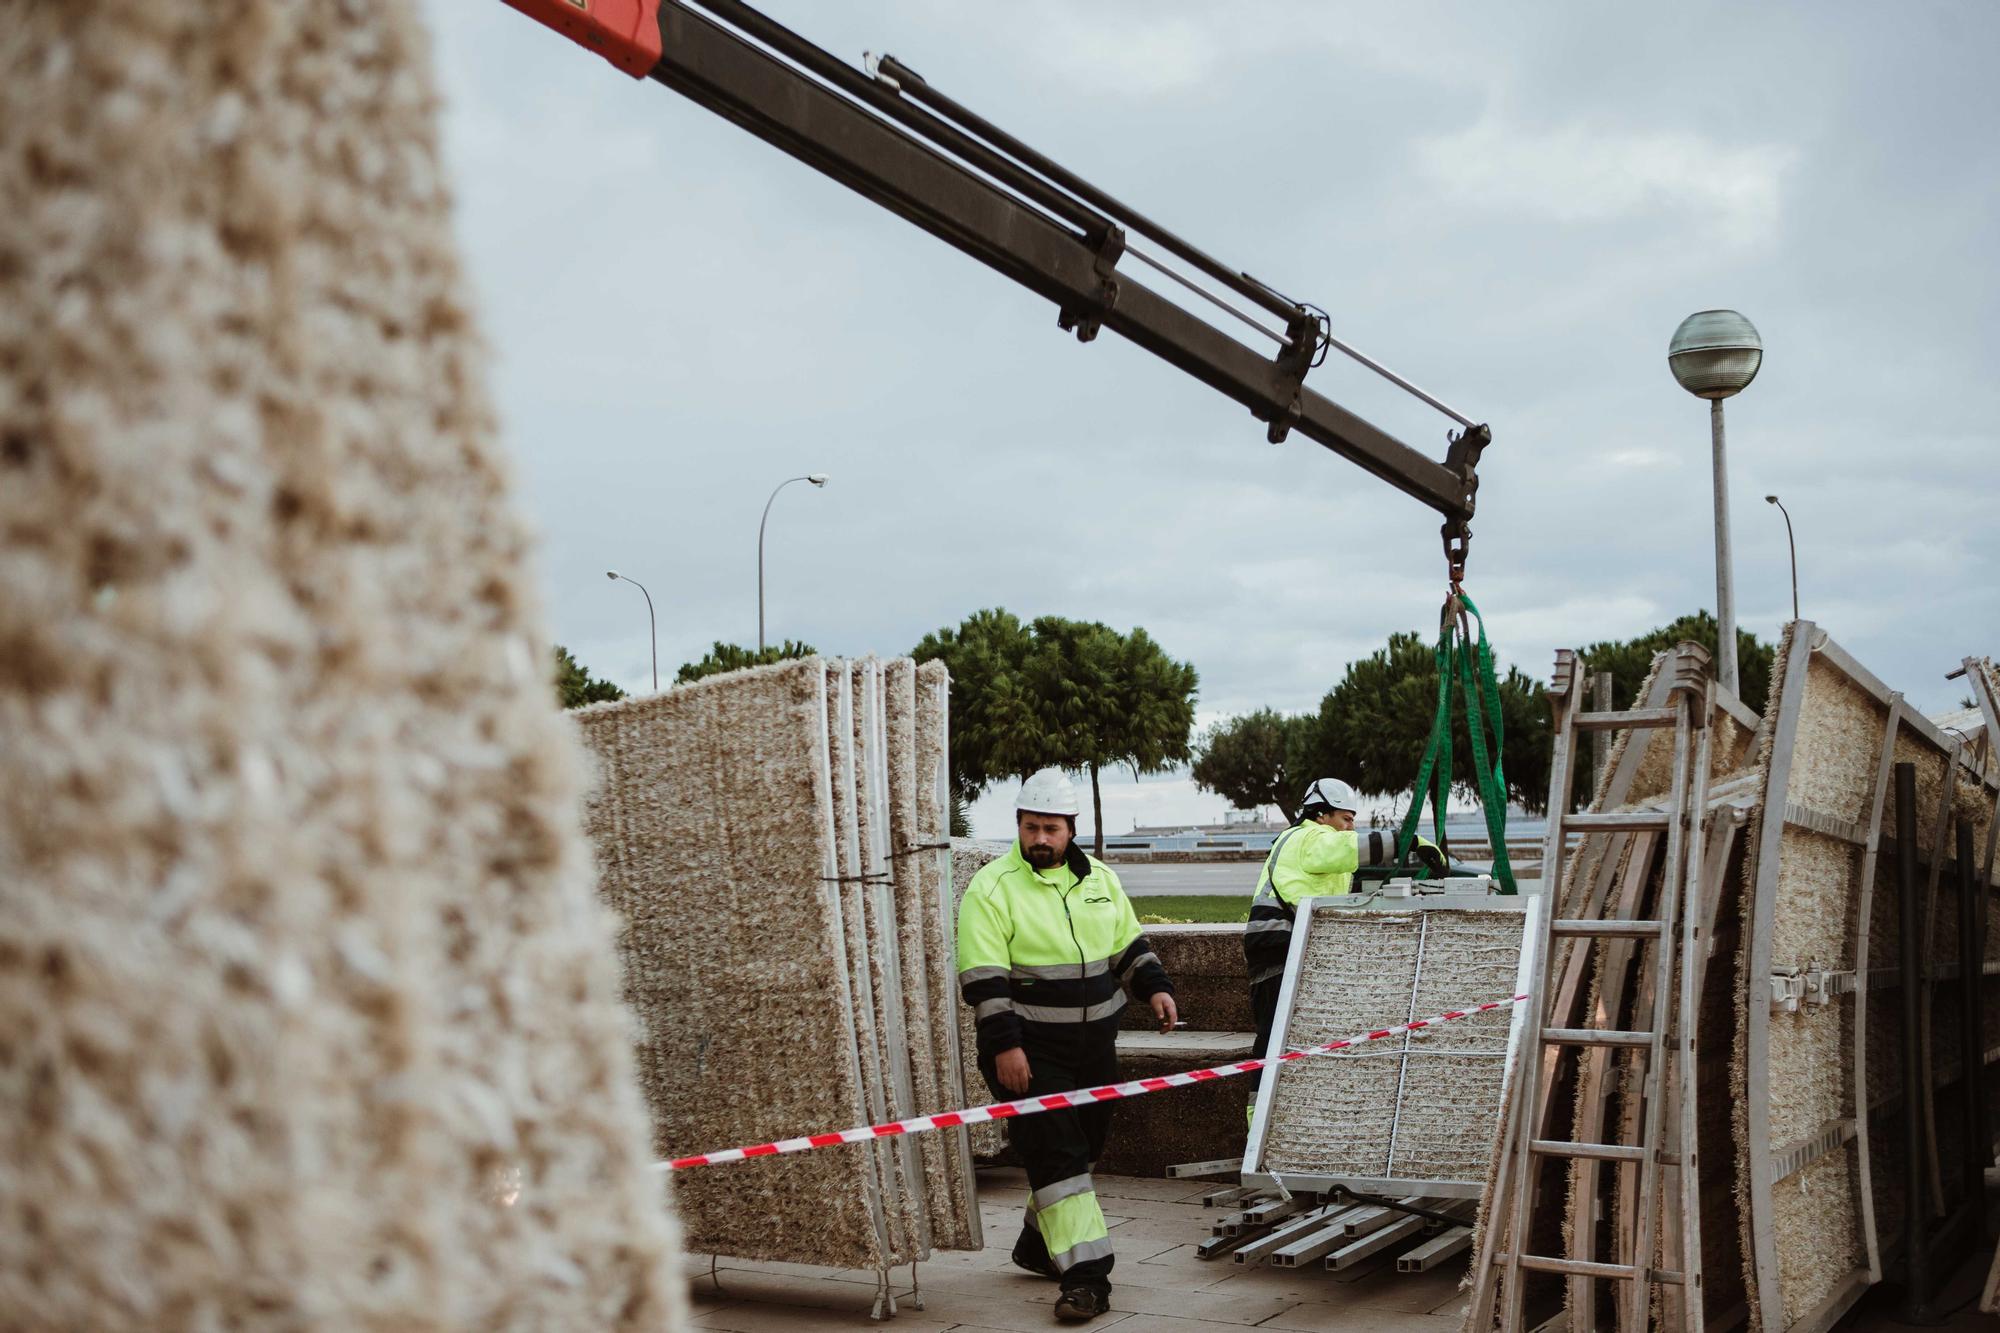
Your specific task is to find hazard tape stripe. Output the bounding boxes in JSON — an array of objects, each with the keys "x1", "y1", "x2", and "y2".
[{"x1": 655, "y1": 992, "x2": 1529, "y2": 1171}]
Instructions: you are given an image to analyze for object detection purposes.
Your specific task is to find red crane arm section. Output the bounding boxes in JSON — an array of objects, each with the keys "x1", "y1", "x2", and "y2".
[{"x1": 496, "y1": 0, "x2": 662, "y2": 77}]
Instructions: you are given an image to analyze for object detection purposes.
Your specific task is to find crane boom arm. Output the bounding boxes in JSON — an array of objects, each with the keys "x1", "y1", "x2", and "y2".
[{"x1": 497, "y1": 0, "x2": 1491, "y2": 535}]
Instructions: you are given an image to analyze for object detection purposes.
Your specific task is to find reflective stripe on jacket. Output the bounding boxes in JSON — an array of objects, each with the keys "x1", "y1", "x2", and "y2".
[
  {"x1": 1242, "y1": 822, "x2": 1394, "y2": 985},
  {"x1": 957, "y1": 840, "x2": 1173, "y2": 1059}
]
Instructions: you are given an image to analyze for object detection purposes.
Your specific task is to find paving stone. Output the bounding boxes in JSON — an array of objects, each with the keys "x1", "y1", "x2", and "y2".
[
  {"x1": 938, "y1": 1324, "x2": 1137, "y2": 1333},
  {"x1": 1256, "y1": 1303, "x2": 1464, "y2": 1332},
  {"x1": 679, "y1": 1173, "x2": 1488, "y2": 1330},
  {"x1": 894, "y1": 1291, "x2": 1139, "y2": 1332},
  {"x1": 1097, "y1": 1194, "x2": 1241, "y2": 1222},
  {"x1": 1103, "y1": 1215, "x2": 1215, "y2": 1247},
  {"x1": 1101, "y1": 1283, "x2": 1301, "y2": 1326},
  {"x1": 1095, "y1": 1174, "x2": 1227, "y2": 1204},
  {"x1": 1111, "y1": 1235, "x2": 1193, "y2": 1264},
  {"x1": 1342, "y1": 1262, "x2": 1468, "y2": 1313},
  {"x1": 693, "y1": 1299, "x2": 955, "y2": 1332},
  {"x1": 1136, "y1": 1243, "x2": 1209, "y2": 1268}
]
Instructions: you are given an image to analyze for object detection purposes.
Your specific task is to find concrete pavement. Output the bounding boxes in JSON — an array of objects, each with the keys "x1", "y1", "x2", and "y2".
[{"x1": 683, "y1": 1167, "x2": 1473, "y2": 1331}]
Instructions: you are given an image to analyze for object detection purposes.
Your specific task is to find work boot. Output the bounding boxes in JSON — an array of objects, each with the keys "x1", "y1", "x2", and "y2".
[
  {"x1": 1010, "y1": 1229, "x2": 1060, "y2": 1281},
  {"x1": 1052, "y1": 1284, "x2": 1110, "y2": 1322}
]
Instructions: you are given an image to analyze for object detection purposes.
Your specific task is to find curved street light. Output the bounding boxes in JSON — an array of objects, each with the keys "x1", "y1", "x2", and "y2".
[
  {"x1": 1765, "y1": 495, "x2": 1798, "y2": 623},
  {"x1": 606, "y1": 570, "x2": 657, "y2": 691},
  {"x1": 758, "y1": 474, "x2": 828, "y2": 652},
  {"x1": 1669, "y1": 309, "x2": 1763, "y2": 696}
]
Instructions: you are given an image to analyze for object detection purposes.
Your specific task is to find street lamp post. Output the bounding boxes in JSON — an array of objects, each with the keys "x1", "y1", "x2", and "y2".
[
  {"x1": 606, "y1": 570, "x2": 657, "y2": 692},
  {"x1": 1765, "y1": 494, "x2": 1798, "y2": 622},
  {"x1": 1669, "y1": 310, "x2": 1763, "y2": 697},
  {"x1": 758, "y1": 474, "x2": 828, "y2": 652}
]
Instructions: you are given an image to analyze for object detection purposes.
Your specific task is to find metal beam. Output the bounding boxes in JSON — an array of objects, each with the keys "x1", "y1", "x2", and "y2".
[{"x1": 646, "y1": 2, "x2": 1479, "y2": 522}]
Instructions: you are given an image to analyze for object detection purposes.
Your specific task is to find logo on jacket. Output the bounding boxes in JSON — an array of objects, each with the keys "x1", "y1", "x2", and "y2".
[{"x1": 1083, "y1": 895, "x2": 1111, "y2": 904}]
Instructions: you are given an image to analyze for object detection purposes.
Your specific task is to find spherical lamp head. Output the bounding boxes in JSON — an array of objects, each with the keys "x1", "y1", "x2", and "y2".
[{"x1": 1669, "y1": 309, "x2": 1762, "y2": 399}]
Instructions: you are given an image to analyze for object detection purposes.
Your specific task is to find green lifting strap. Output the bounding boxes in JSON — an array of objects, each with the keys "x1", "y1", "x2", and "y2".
[{"x1": 1393, "y1": 592, "x2": 1518, "y2": 895}]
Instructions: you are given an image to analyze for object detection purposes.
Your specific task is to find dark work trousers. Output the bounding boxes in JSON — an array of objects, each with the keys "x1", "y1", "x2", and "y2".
[
  {"x1": 1249, "y1": 975, "x2": 1283, "y2": 1118},
  {"x1": 1251, "y1": 975, "x2": 1283, "y2": 1059},
  {"x1": 981, "y1": 1036, "x2": 1120, "y2": 1291}
]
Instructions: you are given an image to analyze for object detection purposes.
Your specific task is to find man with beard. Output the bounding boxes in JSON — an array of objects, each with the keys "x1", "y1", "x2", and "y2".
[{"x1": 957, "y1": 768, "x2": 1177, "y2": 1322}]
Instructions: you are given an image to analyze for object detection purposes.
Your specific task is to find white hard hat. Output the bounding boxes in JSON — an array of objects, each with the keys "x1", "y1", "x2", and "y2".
[
  {"x1": 1015, "y1": 767, "x2": 1081, "y2": 817},
  {"x1": 1300, "y1": 777, "x2": 1360, "y2": 815}
]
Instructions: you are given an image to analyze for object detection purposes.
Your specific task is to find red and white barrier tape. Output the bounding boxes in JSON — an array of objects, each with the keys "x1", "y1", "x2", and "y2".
[{"x1": 656, "y1": 992, "x2": 1529, "y2": 1171}]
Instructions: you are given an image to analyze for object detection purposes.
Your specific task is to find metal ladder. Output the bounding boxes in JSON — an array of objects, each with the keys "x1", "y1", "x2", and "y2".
[{"x1": 1478, "y1": 647, "x2": 1710, "y2": 1333}]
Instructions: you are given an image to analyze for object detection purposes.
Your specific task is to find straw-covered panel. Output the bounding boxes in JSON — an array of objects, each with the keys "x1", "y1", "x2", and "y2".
[
  {"x1": 1733, "y1": 627, "x2": 1878, "y2": 1325},
  {"x1": 1263, "y1": 907, "x2": 1523, "y2": 1187},
  {"x1": 916, "y1": 663, "x2": 982, "y2": 1246},
  {"x1": 826, "y1": 662, "x2": 900, "y2": 1265},
  {"x1": 1263, "y1": 913, "x2": 1423, "y2": 1178},
  {"x1": 577, "y1": 661, "x2": 884, "y2": 1270},
  {"x1": 884, "y1": 661, "x2": 954, "y2": 1239},
  {"x1": 1729, "y1": 621, "x2": 1792, "y2": 1333},
  {"x1": 1391, "y1": 911, "x2": 1526, "y2": 1182},
  {"x1": 1772, "y1": 1149, "x2": 1862, "y2": 1327},
  {"x1": 851, "y1": 662, "x2": 925, "y2": 1260},
  {"x1": 0, "y1": 4, "x2": 684, "y2": 1326}
]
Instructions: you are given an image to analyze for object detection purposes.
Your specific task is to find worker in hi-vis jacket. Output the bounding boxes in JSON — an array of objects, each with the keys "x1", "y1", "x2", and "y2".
[
  {"x1": 1242, "y1": 778, "x2": 1447, "y2": 1120},
  {"x1": 957, "y1": 768, "x2": 1177, "y2": 1323}
]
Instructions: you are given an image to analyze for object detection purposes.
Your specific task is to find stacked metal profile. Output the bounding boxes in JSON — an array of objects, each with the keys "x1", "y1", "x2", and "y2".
[
  {"x1": 575, "y1": 657, "x2": 980, "y2": 1296},
  {"x1": 1213, "y1": 897, "x2": 1535, "y2": 1279},
  {"x1": 1463, "y1": 631, "x2": 2000, "y2": 1333}
]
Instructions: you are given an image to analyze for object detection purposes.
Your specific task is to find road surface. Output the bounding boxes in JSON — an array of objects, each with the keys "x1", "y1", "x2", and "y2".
[
  {"x1": 1107, "y1": 858, "x2": 1526, "y2": 896},
  {"x1": 1109, "y1": 862, "x2": 1259, "y2": 897}
]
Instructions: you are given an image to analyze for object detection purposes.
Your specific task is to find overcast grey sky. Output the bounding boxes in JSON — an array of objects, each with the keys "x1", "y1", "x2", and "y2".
[{"x1": 423, "y1": 2, "x2": 1998, "y2": 837}]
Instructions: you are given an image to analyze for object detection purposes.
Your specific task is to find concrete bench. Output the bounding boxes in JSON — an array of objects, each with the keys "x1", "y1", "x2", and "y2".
[{"x1": 1097, "y1": 1030, "x2": 1254, "y2": 1179}]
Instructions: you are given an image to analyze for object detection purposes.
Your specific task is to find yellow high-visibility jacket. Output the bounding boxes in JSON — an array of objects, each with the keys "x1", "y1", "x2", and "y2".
[
  {"x1": 956, "y1": 841, "x2": 1173, "y2": 1059},
  {"x1": 1243, "y1": 823, "x2": 1414, "y2": 984}
]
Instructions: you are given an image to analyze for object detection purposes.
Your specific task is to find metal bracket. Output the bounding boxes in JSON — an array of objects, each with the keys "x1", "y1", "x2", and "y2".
[
  {"x1": 1056, "y1": 223, "x2": 1125, "y2": 342},
  {"x1": 1770, "y1": 973, "x2": 1804, "y2": 1013},
  {"x1": 1262, "y1": 307, "x2": 1325, "y2": 444},
  {"x1": 1769, "y1": 965, "x2": 1847, "y2": 1012},
  {"x1": 1549, "y1": 648, "x2": 1579, "y2": 703}
]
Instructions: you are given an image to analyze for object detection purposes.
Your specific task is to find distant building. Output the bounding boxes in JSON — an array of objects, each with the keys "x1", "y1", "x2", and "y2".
[
  {"x1": 1103, "y1": 805, "x2": 1548, "y2": 855},
  {"x1": 1112, "y1": 812, "x2": 1288, "y2": 854}
]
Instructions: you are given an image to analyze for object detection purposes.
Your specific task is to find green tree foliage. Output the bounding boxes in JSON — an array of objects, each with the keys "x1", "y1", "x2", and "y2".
[
  {"x1": 674, "y1": 639, "x2": 816, "y2": 685},
  {"x1": 1307, "y1": 631, "x2": 1554, "y2": 815},
  {"x1": 912, "y1": 609, "x2": 1039, "y2": 802},
  {"x1": 1022, "y1": 619, "x2": 1200, "y2": 856},
  {"x1": 1191, "y1": 708, "x2": 1321, "y2": 823},
  {"x1": 554, "y1": 644, "x2": 626, "y2": 709},
  {"x1": 1578, "y1": 611, "x2": 1774, "y2": 716},
  {"x1": 913, "y1": 610, "x2": 1199, "y2": 857},
  {"x1": 1287, "y1": 614, "x2": 1777, "y2": 825}
]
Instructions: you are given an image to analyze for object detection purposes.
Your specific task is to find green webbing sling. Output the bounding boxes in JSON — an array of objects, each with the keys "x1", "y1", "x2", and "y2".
[{"x1": 1391, "y1": 591, "x2": 1518, "y2": 895}]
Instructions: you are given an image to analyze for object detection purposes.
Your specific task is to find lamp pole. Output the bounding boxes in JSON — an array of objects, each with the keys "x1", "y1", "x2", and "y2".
[
  {"x1": 606, "y1": 570, "x2": 657, "y2": 691},
  {"x1": 758, "y1": 473, "x2": 827, "y2": 652},
  {"x1": 1708, "y1": 398, "x2": 1739, "y2": 694},
  {"x1": 1766, "y1": 494, "x2": 1798, "y2": 622},
  {"x1": 1669, "y1": 310, "x2": 1763, "y2": 697}
]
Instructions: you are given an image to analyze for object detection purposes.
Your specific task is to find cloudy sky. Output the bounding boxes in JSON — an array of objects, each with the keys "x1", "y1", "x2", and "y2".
[{"x1": 422, "y1": 2, "x2": 1998, "y2": 838}]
